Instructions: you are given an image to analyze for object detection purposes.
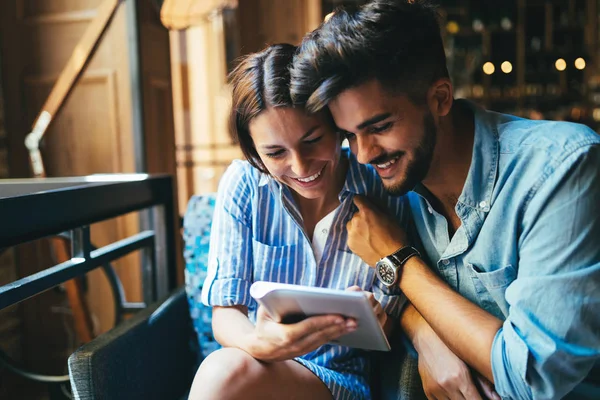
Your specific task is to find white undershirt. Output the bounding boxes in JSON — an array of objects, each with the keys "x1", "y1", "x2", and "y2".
[{"x1": 311, "y1": 206, "x2": 340, "y2": 264}]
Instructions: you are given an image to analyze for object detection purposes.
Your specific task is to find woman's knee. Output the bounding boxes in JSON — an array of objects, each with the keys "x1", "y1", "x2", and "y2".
[{"x1": 189, "y1": 348, "x2": 263, "y2": 399}]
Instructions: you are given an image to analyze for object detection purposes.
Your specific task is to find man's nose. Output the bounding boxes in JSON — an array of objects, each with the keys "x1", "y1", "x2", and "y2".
[{"x1": 354, "y1": 135, "x2": 380, "y2": 165}]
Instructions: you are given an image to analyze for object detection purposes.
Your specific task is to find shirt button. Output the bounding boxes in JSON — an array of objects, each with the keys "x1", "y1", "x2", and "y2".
[
  {"x1": 427, "y1": 206, "x2": 433, "y2": 214},
  {"x1": 442, "y1": 259, "x2": 450, "y2": 266},
  {"x1": 479, "y1": 201, "x2": 488, "y2": 208},
  {"x1": 321, "y1": 229, "x2": 328, "y2": 235}
]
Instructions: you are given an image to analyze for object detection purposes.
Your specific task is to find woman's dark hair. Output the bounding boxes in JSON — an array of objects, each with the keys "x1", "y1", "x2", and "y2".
[
  {"x1": 228, "y1": 43, "x2": 297, "y2": 173},
  {"x1": 290, "y1": 0, "x2": 449, "y2": 112}
]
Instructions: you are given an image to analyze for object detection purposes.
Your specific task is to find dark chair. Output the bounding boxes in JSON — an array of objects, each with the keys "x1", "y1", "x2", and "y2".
[
  {"x1": 68, "y1": 288, "x2": 199, "y2": 400},
  {"x1": 67, "y1": 194, "x2": 216, "y2": 400}
]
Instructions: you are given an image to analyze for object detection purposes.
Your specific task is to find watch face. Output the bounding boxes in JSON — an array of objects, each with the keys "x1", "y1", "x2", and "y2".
[{"x1": 376, "y1": 260, "x2": 396, "y2": 286}]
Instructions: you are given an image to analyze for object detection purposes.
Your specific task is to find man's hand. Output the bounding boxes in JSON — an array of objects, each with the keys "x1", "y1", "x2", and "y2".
[
  {"x1": 415, "y1": 323, "x2": 500, "y2": 400},
  {"x1": 248, "y1": 306, "x2": 356, "y2": 362},
  {"x1": 474, "y1": 373, "x2": 501, "y2": 400},
  {"x1": 347, "y1": 195, "x2": 409, "y2": 266}
]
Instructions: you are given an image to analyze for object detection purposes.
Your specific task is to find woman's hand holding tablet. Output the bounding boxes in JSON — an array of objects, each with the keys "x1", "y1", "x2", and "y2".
[
  {"x1": 250, "y1": 281, "x2": 391, "y2": 352},
  {"x1": 247, "y1": 305, "x2": 357, "y2": 362}
]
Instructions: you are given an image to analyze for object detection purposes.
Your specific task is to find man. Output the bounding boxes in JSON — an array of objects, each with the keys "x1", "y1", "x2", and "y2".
[{"x1": 290, "y1": 1, "x2": 600, "y2": 399}]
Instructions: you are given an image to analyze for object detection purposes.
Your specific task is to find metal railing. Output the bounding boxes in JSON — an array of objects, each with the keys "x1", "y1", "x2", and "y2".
[{"x1": 0, "y1": 174, "x2": 177, "y2": 399}]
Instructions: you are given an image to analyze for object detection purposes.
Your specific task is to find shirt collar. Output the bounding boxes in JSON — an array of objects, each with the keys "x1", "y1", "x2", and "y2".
[
  {"x1": 339, "y1": 148, "x2": 377, "y2": 198},
  {"x1": 455, "y1": 99, "x2": 500, "y2": 212},
  {"x1": 258, "y1": 173, "x2": 269, "y2": 187}
]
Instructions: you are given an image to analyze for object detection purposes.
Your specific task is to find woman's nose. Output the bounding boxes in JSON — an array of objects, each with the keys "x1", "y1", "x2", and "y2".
[{"x1": 290, "y1": 152, "x2": 311, "y2": 176}]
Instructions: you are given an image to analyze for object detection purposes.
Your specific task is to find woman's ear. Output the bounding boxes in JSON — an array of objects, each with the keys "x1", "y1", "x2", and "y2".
[{"x1": 427, "y1": 78, "x2": 453, "y2": 118}]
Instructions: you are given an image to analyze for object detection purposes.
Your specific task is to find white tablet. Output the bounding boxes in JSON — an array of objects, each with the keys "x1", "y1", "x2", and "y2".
[{"x1": 250, "y1": 281, "x2": 391, "y2": 352}]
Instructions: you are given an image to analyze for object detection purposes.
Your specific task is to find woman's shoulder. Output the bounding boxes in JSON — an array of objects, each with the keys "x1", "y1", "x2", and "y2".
[
  {"x1": 213, "y1": 159, "x2": 268, "y2": 222},
  {"x1": 218, "y1": 159, "x2": 264, "y2": 194},
  {"x1": 214, "y1": 160, "x2": 273, "y2": 214}
]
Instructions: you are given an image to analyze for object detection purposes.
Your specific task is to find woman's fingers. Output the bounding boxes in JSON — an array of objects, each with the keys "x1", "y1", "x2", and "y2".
[
  {"x1": 290, "y1": 314, "x2": 352, "y2": 342},
  {"x1": 256, "y1": 313, "x2": 355, "y2": 361},
  {"x1": 282, "y1": 316, "x2": 357, "y2": 356}
]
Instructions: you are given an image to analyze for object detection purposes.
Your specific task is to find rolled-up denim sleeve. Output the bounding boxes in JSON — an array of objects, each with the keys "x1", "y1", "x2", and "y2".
[
  {"x1": 201, "y1": 161, "x2": 256, "y2": 308},
  {"x1": 492, "y1": 144, "x2": 600, "y2": 399}
]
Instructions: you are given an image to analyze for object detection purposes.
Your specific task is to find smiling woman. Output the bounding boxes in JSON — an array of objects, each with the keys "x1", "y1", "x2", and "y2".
[
  {"x1": 227, "y1": 44, "x2": 347, "y2": 236},
  {"x1": 248, "y1": 107, "x2": 345, "y2": 209}
]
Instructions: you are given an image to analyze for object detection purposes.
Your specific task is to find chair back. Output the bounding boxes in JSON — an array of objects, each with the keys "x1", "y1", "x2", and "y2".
[
  {"x1": 68, "y1": 288, "x2": 198, "y2": 400},
  {"x1": 183, "y1": 194, "x2": 221, "y2": 358}
]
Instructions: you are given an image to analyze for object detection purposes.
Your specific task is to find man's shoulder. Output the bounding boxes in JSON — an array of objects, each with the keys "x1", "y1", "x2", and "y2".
[
  {"x1": 488, "y1": 113, "x2": 600, "y2": 208},
  {"x1": 473, "y1": 107, "x2": 600, "y2": 204},
  {"x1": 494, "y1": 113, "x2": 600, "y2": 163}
]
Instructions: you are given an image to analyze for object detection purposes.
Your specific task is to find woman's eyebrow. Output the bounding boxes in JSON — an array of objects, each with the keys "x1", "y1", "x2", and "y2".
[
  {"x1": 259, "y1": 125, "x2": 320, "y2": 150},
  {"x1": 300, "y1": 125, "x2": 319, "y2": 139}
]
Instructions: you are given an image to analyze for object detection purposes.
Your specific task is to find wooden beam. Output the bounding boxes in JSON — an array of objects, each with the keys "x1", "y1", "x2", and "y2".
[
  {"x1": 160, "y1": 0, "x2": 237, "y2": 30},
  {"x1": 305, "y1": 0, "x2": 322, "y2": 33}
]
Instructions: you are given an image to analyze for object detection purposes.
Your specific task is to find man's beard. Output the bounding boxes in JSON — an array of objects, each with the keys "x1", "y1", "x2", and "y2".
[{"x1": 384, "y1": 112, "x2": 437, "y2": 196}]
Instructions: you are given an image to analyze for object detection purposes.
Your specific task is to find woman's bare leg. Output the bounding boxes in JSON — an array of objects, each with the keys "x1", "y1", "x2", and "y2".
[{"x1": 188, "y1": 348, "x2": 333, "y2": 400}]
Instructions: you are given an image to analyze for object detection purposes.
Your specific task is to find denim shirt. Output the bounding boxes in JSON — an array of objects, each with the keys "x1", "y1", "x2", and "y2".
[{"x1": 408, "y1": 100, "x2": 600, "y2": 400}]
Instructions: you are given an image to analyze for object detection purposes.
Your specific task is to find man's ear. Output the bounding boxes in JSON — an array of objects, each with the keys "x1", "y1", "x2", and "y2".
[{"x1": 427, "y1": 78, "x2": 453, "y2": 118}]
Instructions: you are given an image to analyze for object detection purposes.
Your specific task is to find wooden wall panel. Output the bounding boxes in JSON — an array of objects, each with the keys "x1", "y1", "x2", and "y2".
[
  {"x1": 18, "y1": 0, "x2": 99, "y2": 17},
  {"x1": 23, "y1": 70, "x2": 122, "y2": 174},
  {"x1": 137, "y1": 0, "x2": 177, "y2": 176},
  {"x1": 145, "y1": 78, "x2": 175, "y2": 175}
]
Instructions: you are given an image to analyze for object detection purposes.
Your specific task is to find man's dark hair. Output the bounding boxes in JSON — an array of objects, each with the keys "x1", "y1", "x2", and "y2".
[
  {"x1": 228, "y1": 43, "x2": 296, "y2": 173},
  {"x1": 291, "y1": 0, "x2": 449, "y2": 112}
]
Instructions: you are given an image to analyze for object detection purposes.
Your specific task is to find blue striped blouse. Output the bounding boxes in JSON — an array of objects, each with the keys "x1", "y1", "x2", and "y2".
[{"x1": 202, "y1": 148, "x2": 410, "y2": 400}]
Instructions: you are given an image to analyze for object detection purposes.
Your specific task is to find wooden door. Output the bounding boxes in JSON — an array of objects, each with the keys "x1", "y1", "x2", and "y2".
[{"x1": 0, "y1": 1, "x2": 176, "y2": 395}]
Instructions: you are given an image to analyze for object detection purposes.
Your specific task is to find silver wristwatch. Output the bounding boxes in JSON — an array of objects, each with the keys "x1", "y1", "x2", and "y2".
[{"x1": 375, "y1": 246, "x2": 420, "y2": 287}]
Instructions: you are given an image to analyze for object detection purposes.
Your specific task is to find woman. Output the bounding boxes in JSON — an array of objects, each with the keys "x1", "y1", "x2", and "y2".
[{"x1": 188, "y1": 43, "x2": 411, "y2": 400}]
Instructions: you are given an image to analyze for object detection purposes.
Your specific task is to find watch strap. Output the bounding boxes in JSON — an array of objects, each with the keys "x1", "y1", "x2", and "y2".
[{"x1": 388, "y1": 246, "x2": 420, "y2": 266}]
